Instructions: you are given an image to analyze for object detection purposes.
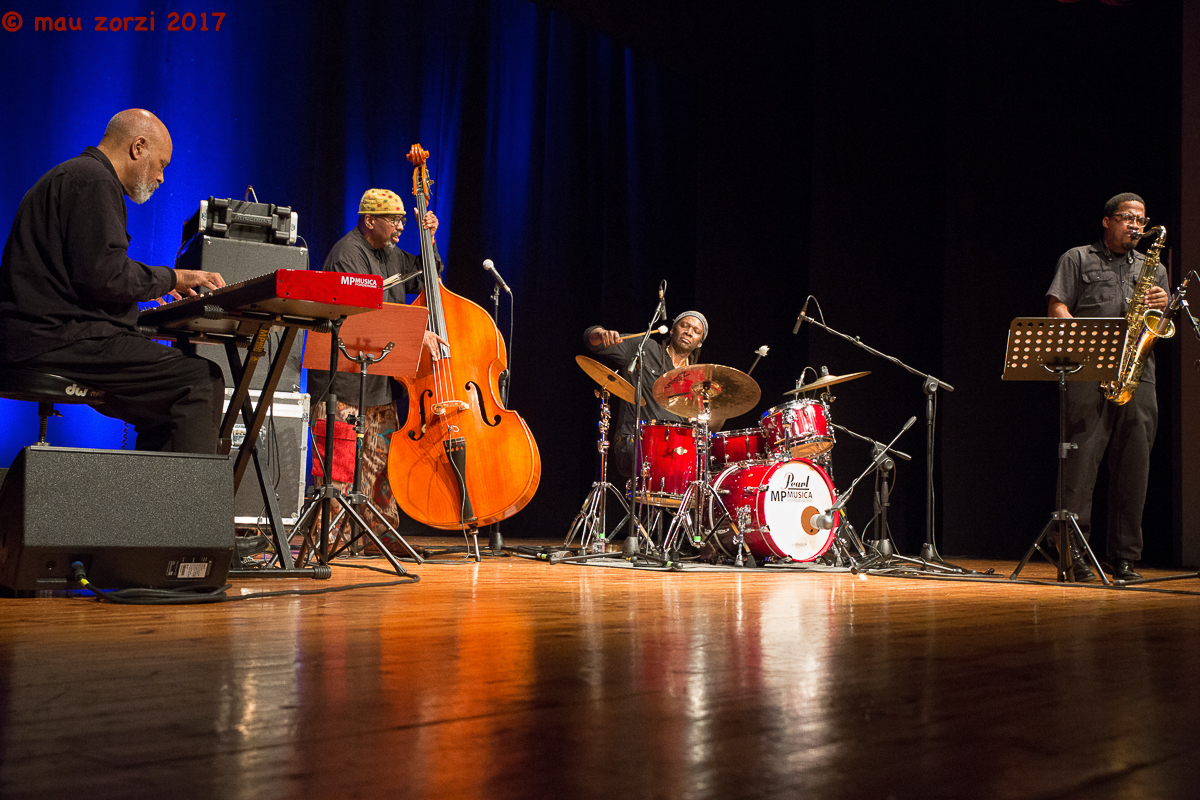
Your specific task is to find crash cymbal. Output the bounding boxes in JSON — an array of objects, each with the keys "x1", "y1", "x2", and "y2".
[
  {"x1": 576, "y1": 355, "x2": 644, "y2": 406},
  {"x1": 784, "y1": 370, "x2": 870, "y2": 395},
  {"x1": 651, "y1": 363, "x2": 761, "y2": 420}
]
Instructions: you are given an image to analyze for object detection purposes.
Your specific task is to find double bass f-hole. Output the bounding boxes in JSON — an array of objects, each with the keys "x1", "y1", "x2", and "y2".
[{"x1": 467, "y1": 381, "x2": 501, "y2": 427}]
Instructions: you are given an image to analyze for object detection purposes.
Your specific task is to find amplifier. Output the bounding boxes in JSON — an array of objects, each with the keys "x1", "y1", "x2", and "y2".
[
  {"x1": 182, "y1": 197, "x2": 298, "y2": 245},
  {"x1": 0, "y1": 446, "x2": 233, "y2": 595},
  {"x1": 225, "y1": 390, "x2": 309, "y2": 526},
  {"x1": 178, "y1": 237, "x2": 308, "y2": 392}
]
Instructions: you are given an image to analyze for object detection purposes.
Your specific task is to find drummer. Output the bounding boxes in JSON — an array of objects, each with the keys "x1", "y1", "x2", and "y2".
[{"x1": 584, "y1": 311, "x2": 708, "y2": 478}]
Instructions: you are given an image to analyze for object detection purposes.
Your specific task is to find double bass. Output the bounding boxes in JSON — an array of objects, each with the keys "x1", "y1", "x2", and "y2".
[{"x1": 387, "y1": 144, "x2": 541, "y2": 530}]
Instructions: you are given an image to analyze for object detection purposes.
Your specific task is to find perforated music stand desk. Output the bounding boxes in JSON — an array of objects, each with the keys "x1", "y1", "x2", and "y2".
[
  {"x1": 302, "y1": 302, "x2": 429, "y2": 378},
  {"x1": 1004, "y1": 317, "x2": 1126, "y2": 583}
]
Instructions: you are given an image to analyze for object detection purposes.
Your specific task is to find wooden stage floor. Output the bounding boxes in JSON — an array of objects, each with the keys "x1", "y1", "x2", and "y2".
[{"x1": 3, "y1": 540, "x2": 1200, "y2": 799}]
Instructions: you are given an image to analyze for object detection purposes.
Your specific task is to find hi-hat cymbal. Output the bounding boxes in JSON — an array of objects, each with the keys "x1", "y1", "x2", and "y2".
[
  {"x1": 576, "y1": 355, "x2": 644, "y2": 406},
  {"x1": 783, "y1": 370, "x2": 870, "y2": 395},
  {"x1": 651, "y1": 363, "x2": 761, "y2": 420}
]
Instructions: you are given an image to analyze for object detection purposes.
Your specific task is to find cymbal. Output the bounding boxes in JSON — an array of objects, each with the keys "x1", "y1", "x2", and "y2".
[
  {"x1": 575, "y1": 355, "x2": 644, "y2": 406},
  {"x1": 784, "y1": 370, "x2": 870, "y2": 395},
  {"x1": 651, "y1": 363, "x2": 761, "y2": 420}
]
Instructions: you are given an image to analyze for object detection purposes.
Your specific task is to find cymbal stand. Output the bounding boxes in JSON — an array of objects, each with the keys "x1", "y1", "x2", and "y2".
[
  {"x1": 565, "y1": 385, "x2": 632, "y2": 552},
  {"x1": 660, "y1": 389, "x2": 738, "y2": 559}
]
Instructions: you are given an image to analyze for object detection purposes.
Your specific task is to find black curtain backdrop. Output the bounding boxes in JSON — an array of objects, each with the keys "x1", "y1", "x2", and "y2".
[{"x1": 0, "y1": 0, "x2": 1184, "y2": 561}]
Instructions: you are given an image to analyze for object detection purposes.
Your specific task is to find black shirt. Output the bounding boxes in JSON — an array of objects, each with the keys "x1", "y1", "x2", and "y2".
[
  {"x1": 583, "y1": 327, "x2": 698, "y2": 443},
  {"x1": 0, "y1": 146, "x2": 177, "y2": 362},
  {"x1": 1046, "y1": 238, "x2": 1169, "y2": 384},
  {"x1": 306, "y1": 227, "x2": 441, "y2": 407}
]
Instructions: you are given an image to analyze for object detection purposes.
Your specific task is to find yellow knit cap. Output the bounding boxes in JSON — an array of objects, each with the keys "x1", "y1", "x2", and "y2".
[{"x1": 358, "y1": 188, "x2": 407, "y2": 216}]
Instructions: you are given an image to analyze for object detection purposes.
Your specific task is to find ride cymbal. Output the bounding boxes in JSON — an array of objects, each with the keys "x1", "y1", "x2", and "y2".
[
  {"x1": 783, "y1": 370, "x2": 870, "y2": 395},
  {"x1": 651, "y1": 363, "x2": 761, "y2": 420}
]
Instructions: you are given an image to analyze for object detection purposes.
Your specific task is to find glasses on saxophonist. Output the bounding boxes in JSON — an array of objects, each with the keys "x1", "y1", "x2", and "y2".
[{"x1": 1111, "y1": 212, "x2": 1149, "y2": 227}]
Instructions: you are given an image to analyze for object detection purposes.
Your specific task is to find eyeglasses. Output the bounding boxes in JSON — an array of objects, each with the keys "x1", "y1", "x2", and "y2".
[
  {"x1": 377, "y1": 215, "x2": 406, "y2": 229},
  {"x1": 1111, "y1": 212, "x2": 1149, "y2": 227}
]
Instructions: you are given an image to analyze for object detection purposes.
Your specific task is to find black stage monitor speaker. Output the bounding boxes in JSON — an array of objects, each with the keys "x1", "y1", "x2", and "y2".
[{"x1": 0, "y1": 446, "x2": 234, "y2": 595}]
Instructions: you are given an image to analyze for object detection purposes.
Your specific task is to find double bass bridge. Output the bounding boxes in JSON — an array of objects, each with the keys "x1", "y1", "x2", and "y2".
[{"x1": 432, "y1": 399, "x2": 470, "y2": 416}]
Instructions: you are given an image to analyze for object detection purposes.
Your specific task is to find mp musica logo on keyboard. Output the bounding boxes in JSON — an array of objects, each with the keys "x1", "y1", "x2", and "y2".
[{"x1": 340, "y1": 275, "x2": 380, "y2": 288}]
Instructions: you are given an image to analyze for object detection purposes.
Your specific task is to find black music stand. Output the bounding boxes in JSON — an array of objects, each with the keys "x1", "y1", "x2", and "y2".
[
  {"x1": 293, "y1": 304, "x2": 430, "y2": 573},
  {"x1": 1005, "y1": 317, "x2": 1126, "y2": 584}
]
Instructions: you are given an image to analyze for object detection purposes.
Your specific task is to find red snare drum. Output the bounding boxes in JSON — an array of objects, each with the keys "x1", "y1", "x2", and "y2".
[
  {"x1": 709, "y1": 428, "x2": 768, "y2": 471},
  {"x1": 760, "y1": 399, "x2": 834, "y2": 458},
  {"x1": 706, "y1": 459, "x2": 839, "y2": 562},
  {"x1": 636, "y1": 422, "x2": 698, "y2": 507}
]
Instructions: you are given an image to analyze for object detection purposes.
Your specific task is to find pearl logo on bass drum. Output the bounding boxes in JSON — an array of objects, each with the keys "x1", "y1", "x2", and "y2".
[{"x1": 770, "y1": 471, "x2": 814, "y2": 503}]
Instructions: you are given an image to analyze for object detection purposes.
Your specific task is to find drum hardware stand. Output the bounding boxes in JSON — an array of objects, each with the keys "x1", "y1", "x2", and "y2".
[
  {"x1": 292, "y1": 334, "x2": 424, "y2": 577},
  {"x1": 867, "y1": 443, "x2": 898, "y2": 558},
  {"x1": 1005, "y1": 317, "x2": 1129, "y2": 584},
  {"x1": 829, "y1": 423, "x2": 911, "y2": 560},
  {"x1": 795, "y1": 303, "x2": 964, "y2": 571},
  {"x1": 565, "y1": 385, "x2": 634, "y2": 552},
  {"x1": 823, "y1": 521, "x2": 865, "y2": 569},
  {"x1": 660, "y1": 392, "x2": 732, "y2": 557}
]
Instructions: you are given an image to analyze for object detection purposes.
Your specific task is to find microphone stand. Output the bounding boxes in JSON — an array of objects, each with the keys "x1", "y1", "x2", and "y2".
[
  {"x1": 623, "y1": 296, "x2": 670, "y2": 561},
  {"x1": 483, "y1": 281, "x2": 509, "y2": 554},
  {"x1": 797, "y1": 309, "x2": 964, "y2": 572},
  {"x1": 815, "y1": 416, "x2": 916, "y2": 540}
]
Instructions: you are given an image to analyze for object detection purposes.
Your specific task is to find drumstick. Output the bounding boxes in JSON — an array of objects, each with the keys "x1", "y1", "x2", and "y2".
[{"x1": 619, "y1": 326, "x2": 668, "y2": 341}]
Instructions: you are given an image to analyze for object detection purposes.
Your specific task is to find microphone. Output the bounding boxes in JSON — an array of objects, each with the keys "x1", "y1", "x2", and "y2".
[
  {"x1": 658, "y1": 280, "x2": 667, "y2": 318},
  {"x1": 812, "y1": 508, "x2": 839, "y2": 531},
  {"x1": 482, "y1": 259, "x2": 511, "y2": 295},
  {"x1": 1182, "y1": 299, "x2": 1200, "y2": 341},
  {"x1": 792, "y1": 296, "x2": 812, "y2": 334}
]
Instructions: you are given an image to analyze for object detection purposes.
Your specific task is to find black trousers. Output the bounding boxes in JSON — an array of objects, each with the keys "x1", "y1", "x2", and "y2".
[
  {"x1": 18, "y1": 333, "x2": 225, "y2": 454},
  {"x1": 1060, "y1": 379, "x2": 1157, "y2": 561}
]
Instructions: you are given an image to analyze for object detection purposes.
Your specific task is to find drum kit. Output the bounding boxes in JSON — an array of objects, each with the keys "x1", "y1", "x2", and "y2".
[{"x1": 568, "y1": 355, "x2": 873, "y2": 566}]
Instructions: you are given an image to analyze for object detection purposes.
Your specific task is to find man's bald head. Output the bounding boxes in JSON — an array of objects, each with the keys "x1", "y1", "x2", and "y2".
[{"x1": 96, "y1": 109, "x2": 173, "y2": 204}]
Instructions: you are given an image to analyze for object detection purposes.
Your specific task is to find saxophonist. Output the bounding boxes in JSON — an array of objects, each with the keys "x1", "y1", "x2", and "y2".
[{"x1": 1046, "y1": 193, "x2": 1169, "y2": 581}]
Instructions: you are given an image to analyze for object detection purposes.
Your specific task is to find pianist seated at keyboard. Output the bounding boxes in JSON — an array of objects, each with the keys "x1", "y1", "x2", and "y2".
[
  {"x1": 0, "y1": 108, "x2": 227, "y2": 454},
  {"x1": 306, "y1": 188, "x2": 447, "y2": 543}
]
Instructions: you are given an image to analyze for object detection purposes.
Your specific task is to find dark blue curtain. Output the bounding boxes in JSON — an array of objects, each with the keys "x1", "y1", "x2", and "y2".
[{"x1": 0, "y1": 0, "x2": 700, "y2": 534}]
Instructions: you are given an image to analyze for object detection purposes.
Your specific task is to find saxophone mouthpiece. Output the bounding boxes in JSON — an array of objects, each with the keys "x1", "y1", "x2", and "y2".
[{"x1": 1132, "y1": 226, "x2": 1163, "y2": 241}]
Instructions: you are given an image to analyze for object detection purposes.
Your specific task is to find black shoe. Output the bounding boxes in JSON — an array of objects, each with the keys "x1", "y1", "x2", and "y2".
[
  {"x1": 1104, "y1": 558, "x2": 1142, "y2": 581},
  {"x1": 235, "y1": 533, "x2": 271, "y2": 567},
  {"x1": 1068, "y1": 546, "x2": 1096, "y2": 582}
]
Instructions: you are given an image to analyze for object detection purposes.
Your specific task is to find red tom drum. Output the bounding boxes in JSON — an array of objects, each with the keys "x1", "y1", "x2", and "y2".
[
  {"x1": 709, "y1": 428, "x2": 768, "y2": 472},
  {"x1": 635, "y1": 422, "x2": 697, "y2": 507},
  {"x1": 760, "y1": 399, "x2": 834, "y2": 458}
]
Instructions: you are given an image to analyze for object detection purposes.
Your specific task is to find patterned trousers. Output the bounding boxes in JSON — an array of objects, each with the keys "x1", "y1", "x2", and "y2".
[{"x1": 311, "y1": 400, "x2": 402, "y2": 542}]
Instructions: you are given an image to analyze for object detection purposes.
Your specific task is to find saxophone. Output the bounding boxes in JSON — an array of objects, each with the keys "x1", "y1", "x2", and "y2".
[{"x1": 1102, "y1": 226, "x2": 1174, "y2": 405}]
